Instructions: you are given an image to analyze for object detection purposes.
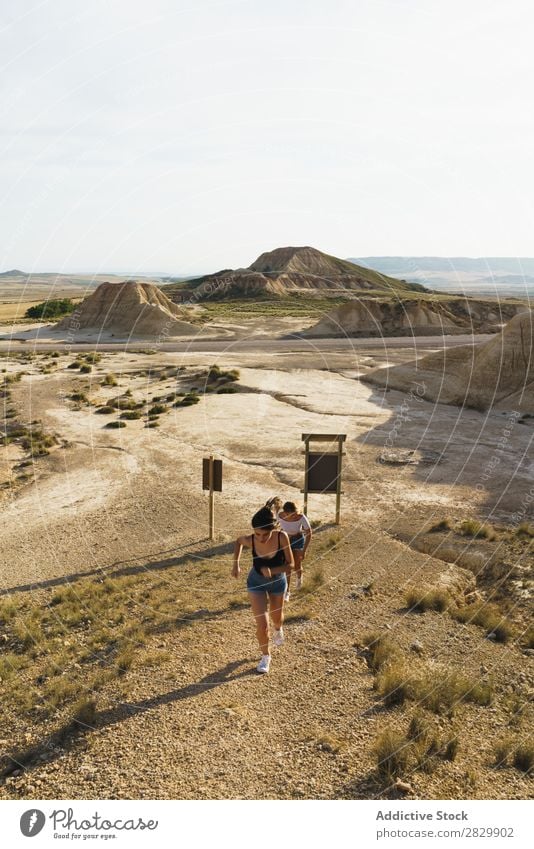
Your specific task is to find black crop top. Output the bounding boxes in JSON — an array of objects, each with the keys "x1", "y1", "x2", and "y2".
[{"x1": 252, "y1": 531, "x2": 286, "y2": 574}]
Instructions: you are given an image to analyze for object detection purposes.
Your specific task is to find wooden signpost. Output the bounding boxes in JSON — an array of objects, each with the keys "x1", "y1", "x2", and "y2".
[
  {"x1": 302, "y1": 433, "x2": 346, "y2": 525},
  {"x1": 202, "y1": 455, "x2": 223, "y2": 540}
]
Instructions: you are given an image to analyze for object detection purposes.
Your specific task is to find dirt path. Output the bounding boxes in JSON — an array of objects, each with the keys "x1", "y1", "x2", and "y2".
[{"x1": 0, "y1": 348, "x2": 532, "y2": 800}]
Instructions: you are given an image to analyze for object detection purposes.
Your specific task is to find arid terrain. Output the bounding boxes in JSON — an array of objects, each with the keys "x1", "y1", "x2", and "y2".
[{"x1": 0, "y1": 331, "x2": 532, "y2": 800}]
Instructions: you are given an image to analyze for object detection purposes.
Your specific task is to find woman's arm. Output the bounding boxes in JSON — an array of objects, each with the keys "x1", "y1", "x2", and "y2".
[
  {"x1": 232, "y1": 535, "x2": 248, "y2": 578},
  {"x1": 270, "y1": 531, "x2": 294, "y2": 575}
]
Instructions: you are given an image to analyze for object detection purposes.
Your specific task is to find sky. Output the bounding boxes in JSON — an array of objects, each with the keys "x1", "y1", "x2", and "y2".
[{"x1": 1, "y1": 0, "x2": 534, "y2": 275}]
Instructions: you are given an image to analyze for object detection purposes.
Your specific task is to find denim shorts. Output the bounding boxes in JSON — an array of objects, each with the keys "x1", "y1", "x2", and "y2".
[
  {"x1": 246, "y1": 568, "x2": 287, "y2": 596},
  {"x1": 289, "y1": 533, "x2": 305, "y2": 551}
]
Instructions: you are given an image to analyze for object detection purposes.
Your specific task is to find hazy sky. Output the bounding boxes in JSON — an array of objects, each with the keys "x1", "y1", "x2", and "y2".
[{"x1": 1, "y1": 0, "x2": 533, "y2": 274}]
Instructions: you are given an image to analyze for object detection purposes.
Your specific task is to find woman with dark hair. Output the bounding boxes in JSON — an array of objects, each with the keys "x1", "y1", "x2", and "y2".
[
  {"x1": 232, "y1": 506, "x2": 293, "y2": 673},
  {"x1": 276, "y1": 501, "x2": 312, "y2": 600}
]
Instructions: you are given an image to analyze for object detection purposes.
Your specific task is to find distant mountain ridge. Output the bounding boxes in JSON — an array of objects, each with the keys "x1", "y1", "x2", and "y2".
[
  {"x1": 350, "y1": 257, "x2": 534, "y2": 296},
  {"x1": 351, "y1": 257, "x2": 534, "y2": 274}
]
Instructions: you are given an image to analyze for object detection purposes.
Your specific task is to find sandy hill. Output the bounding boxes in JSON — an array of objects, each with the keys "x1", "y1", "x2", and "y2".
[
  {"x1": 56, "y1": 280, "x2": 198, "y2": 337},
  {"x1": 166, "y1": 246, "x2": 428, "y2": 301},
  {"x1": 363, "y1": 309, "x2": 534, "y2": 412},
  {"x1": 302, "y1": 297, "x2": 524, "y2": 338}
]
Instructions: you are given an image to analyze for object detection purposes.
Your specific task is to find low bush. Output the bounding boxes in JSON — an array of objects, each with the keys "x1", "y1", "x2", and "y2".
[
  {"x1": 459, "y1": 519, "x2": 495, "y2": 540},
  {"x1": 405, "y1": 586, "x2": 451, "y2": 613},
  {"x1": 373, "y1": 729, "x2": 410, "y2": 781}
]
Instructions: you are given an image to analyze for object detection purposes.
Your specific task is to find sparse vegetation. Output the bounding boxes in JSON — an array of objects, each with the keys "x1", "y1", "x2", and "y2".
[
  {"x1": 105, "y1": 420, "x2": 127, "y2": 429},
  {"x1": 373, "y1": 729, "x2": 410, "y2": 782},
  {"x1": 298, "y1": 565, "x2": 325, "y2": 595},
  {"x1": 102, "y1": 372, "x2": 118, "y2": 386},
  {"x1": 375, "y1": 661, "x2": 414, "y2": 707},
  {"x1": 405, "y1": 586, "x2": 451, "y2": 613},
  {"x1": 174, "y1": 393, "x2": 200, "y2": 407},
  {"x1": 359, "y1": 631, "x2": 400, "y2": 672},
  {"x1": 451, "y1": 602, "x2": 515, "y2": 643},
  {"x1": 459, "y1": 519, "x2": 495, "y2": 540},
  {"x1": 428, "y1": 518, "x2": 452, "y2": 533},
  {"x1": 513, "y1": 743, "x2": 534, "y2": 774}
]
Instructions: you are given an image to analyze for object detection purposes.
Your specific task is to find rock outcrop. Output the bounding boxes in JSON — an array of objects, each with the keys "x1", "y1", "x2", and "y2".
[
  {"x1": 56, "y1": 281, "x2": 198, "y2": 338},
  {"x1": 363, "y1": 309, "x2": 534, "y2": 412},
  {"x1": 302, "y1": 297, "x2": 524, "y2": 337}
]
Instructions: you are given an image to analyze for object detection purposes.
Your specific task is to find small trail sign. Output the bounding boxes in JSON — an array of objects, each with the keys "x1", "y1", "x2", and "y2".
[
  {"x1": 202, "y1": 455, "x2": 223, "y2": 540},
  {"x1": 302, "y1": 433, "x2": 346, "y2": 525}
]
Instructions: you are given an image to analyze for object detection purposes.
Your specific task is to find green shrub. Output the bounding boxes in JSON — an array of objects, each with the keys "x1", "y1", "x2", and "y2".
[
  {"x1": 95, "y1": 406, "x2": 115, "y2": 415},
  {"x1": 175, "y1": 394, "x2": 199, "y2": 407},
  {"x1": 120, "y1": 410, "x2": 143, "y2": 420},
  {"x1": 101, "y1": 373, "x2": 118, "y2": 386},
  {"x1": 79, "y1": 363, "x2": 92, "y2": 374},
  {"x1": 148, "y1": 404, "x2": 167, "y2": 415},
  {"x1": 217, "y1": 385, "x2": 239, "y2": 394},
  {"x1": 105, "y1": 421, "x2": 126, "y2": 429},
  {"x1": 25, "y1": 298, "x2": 75, "y2": 320}
]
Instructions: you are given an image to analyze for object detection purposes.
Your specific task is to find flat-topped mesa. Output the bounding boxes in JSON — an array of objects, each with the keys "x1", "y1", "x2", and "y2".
[
  {"x1": 169, "y1": 245, "x2": 428, "y2": 301},
  {"x1": 56, "y1": 280, "x2": 198, "y2": 337},
  {"x1": 363, "y1": 309, "x2": 534, "y2": 413}
]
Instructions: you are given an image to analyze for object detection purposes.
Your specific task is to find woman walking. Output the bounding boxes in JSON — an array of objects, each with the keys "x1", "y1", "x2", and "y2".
[
  {"x1": 232, "y1": 506, "x2": 293, "y2": 674},
  {"x1": 277, "y1": 501, "x2": 312, "y2": 601}
]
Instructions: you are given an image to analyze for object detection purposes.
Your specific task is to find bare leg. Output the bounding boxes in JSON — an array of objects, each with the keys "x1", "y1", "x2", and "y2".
[
  {"x1": 293, "y1": 549, "x2": 303, "y2": 583},
  {"x1": 269, "y1": 593, "x2": 284, "y2": 631},
  {"x1": 248, "y1": 591, "x2": 269, "y2": 655}
]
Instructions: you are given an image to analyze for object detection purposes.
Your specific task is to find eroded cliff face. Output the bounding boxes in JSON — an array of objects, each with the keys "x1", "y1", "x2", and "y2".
[{"x1": 303, "y1": 298, "x2": 524, "y2": 337}]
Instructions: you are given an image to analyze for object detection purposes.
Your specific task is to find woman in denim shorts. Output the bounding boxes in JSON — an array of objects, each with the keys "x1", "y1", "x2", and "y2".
[
  {"x1": 232, "y1": 506, "x2": 293, "y2": 674},
  {"x1": 277, "y1": 501, "x2": 312, "y2": 599}
]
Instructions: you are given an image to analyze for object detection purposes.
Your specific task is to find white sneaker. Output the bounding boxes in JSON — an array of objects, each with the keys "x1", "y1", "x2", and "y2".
[
  {"x1": 295, "y1": 576, "x2": 302, "y2": 591},
  {"x1": 272, "y1": 628, "x2": 285, "y2": 647},
  {"x1": 284, "y1": 590, "x2": 290, "y2": 602},
  {"x1": 256, "y1": 655, "x2": 271, "y2": 674}
]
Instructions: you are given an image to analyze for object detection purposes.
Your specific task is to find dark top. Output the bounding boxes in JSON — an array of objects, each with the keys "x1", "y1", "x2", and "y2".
[{"x1": 252, "y1": 531, "x2": 286, "y2": 574}]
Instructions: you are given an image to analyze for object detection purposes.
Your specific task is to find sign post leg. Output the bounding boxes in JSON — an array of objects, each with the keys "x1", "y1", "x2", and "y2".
[
  {"x1": 208, "y1": 454, "x2": 215, "y2": 540},
  {"x1": 335, "y1": 438, "x2": 343, "y2": 525},
  {"x1": 303, "y1": 438, "x2": 310, "y2": 516}
]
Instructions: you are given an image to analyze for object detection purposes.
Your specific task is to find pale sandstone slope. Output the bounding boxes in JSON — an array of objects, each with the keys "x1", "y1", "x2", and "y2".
[
  {"x1": 363, "y1": 309, "x2": 534, "y2": 412},
  {"x1": 302, "y1": 298, "x2": 524, "y2": 338}
]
